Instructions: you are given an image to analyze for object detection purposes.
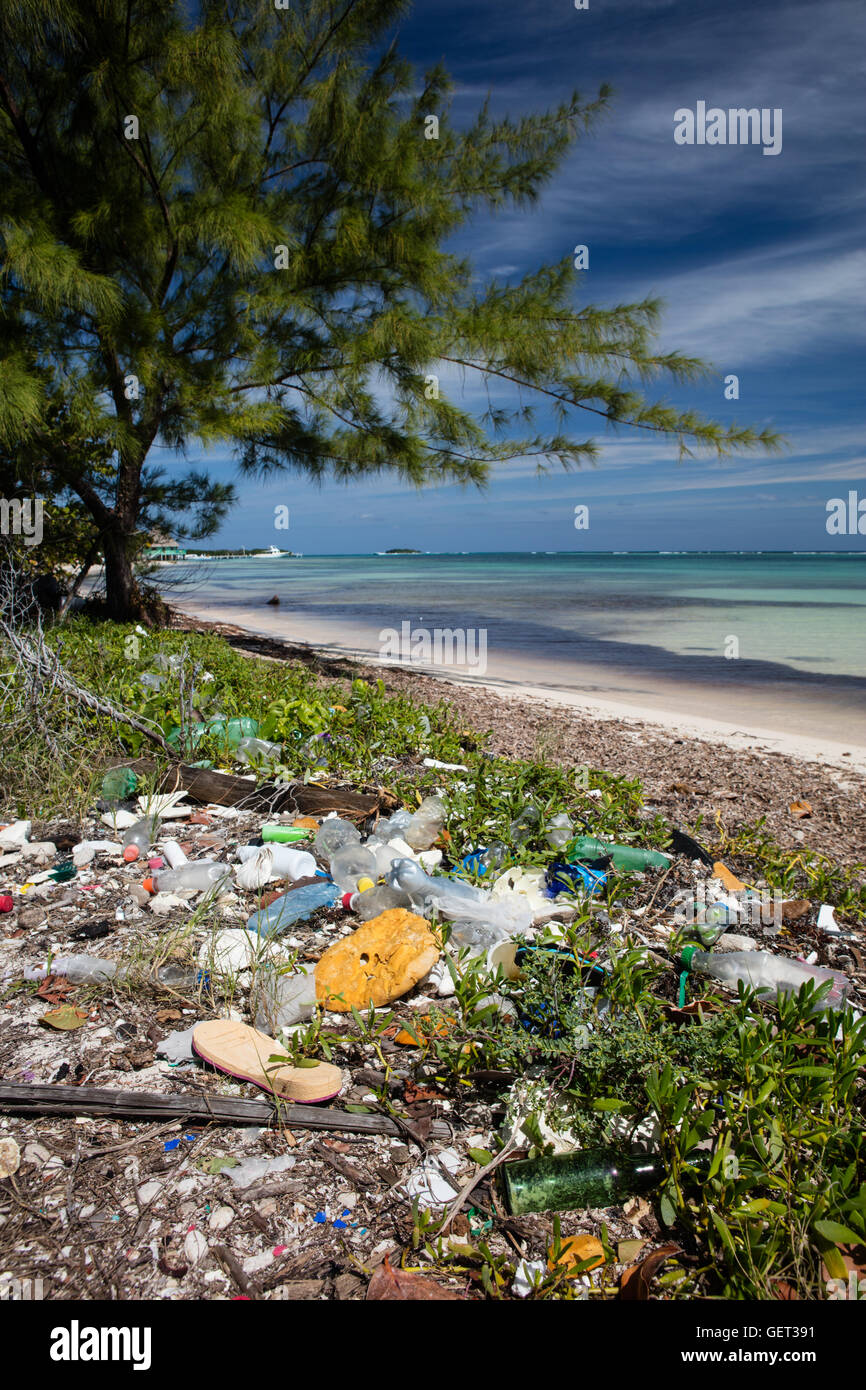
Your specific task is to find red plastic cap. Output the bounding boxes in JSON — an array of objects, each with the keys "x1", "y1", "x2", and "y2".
[
  {"x1": 341, "y1": 891, "x2": 356, "y2": 911},
  {"x1": 123, "y1": 845, "x2": 140, "y2": 862},
  {"x1": 0, "y1": 895, "x2": 13, "y2": 913}
]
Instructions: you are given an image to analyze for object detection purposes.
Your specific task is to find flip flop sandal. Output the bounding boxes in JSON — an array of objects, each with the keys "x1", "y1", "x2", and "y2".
[{"x1": 192, "y1": 1019, "x2": 342, "y2": 1103}]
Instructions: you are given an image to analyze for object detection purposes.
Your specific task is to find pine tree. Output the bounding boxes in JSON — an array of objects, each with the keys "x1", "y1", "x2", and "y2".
[{"x1": 0, "y1": 0, "x2": 782, "y2": 620}]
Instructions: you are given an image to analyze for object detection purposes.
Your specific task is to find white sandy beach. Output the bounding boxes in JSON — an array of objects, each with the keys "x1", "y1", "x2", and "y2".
[{"x1": 170, "y1": 597, "x2": 866, "y2": 775}]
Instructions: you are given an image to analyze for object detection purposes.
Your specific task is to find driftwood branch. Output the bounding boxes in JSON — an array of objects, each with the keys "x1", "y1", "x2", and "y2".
[
  {"x1": 105, "y1": 755, "x2": 394, "y2": 819},
  {"x1": 3, "y1": 623, "x2": 173, "y2": 754}
]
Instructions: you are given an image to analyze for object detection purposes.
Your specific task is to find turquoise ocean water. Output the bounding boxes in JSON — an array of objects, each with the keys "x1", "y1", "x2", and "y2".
[{"x1": 164, "y1": 552, "x2": 866, "y2": 686}]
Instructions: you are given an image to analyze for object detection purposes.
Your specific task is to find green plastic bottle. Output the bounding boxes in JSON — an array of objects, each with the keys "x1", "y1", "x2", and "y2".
[
  {"x1": 567, "y1": 836, "x2": 671, "y2": 872},
  {"x1": 501, "y1": 1147, "x2": 665, "y2": 1215},
  {"x1": 262, "y1": 824, "x2": 313, "y2": 844}
]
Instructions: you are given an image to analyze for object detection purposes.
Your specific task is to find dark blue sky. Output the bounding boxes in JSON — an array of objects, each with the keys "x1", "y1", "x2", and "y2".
[{"x1": 192, "y1": 0, "x2": 865, "y2": 552}]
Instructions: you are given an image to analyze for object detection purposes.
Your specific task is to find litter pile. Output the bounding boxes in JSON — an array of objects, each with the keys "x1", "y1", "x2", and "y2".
[{"x1": 0, "y1": 751, "x2": 863, "y2": 1302}]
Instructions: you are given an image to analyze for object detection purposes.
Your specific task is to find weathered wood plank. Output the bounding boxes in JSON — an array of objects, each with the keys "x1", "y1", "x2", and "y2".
[{"x1": 0, "y1": 1082, "x2": 447, "y2": 1138}]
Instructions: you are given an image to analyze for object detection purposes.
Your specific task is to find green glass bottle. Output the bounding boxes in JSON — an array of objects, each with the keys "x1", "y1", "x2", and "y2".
[{"x1": 501, "y1": 1147, "x2": 665, "y2": 1215}]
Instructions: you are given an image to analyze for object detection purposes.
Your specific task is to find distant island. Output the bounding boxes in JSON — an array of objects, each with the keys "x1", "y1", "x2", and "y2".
[{"x1": 383, "y1": 548, "x2": 421, "y2": 554}]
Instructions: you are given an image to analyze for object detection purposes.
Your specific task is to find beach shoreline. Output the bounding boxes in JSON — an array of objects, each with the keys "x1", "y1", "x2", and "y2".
[{"x1": 169, "y1": 596, "x2": 866, "y2": 776}]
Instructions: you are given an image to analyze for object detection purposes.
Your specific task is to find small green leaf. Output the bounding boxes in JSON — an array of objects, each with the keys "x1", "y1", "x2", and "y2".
[
  {"x1": 344, "y1": 1104, "x2": 373, "y2": 1114},
  {"x1": 814, "y1": 1219, "x2": 863, "y2": 1245},
  {"x1": 659, "y1": 1192, "x2": 676, "y2": 1227},
  {"x1": 468, "y1": 1148, "x2": 493, "y2": 1166},
  {"x1": 591, "y1": 1098, "x2": 629, "y2": 1112}
]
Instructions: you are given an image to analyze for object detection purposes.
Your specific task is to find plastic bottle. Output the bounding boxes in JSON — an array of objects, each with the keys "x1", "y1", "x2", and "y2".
[
  {"x1": 404, "y1": 796, "x2": 447, "y2": 851},
  {"x1": 47, "y1": 955, "x2": 118, "y2": 984},
  {"x1": 343, "y1": 883, "x2": 412, "y2": 920},
  {"x1": 247, "y1": 879, "x2": 341, "y2": 936},
  {"x1": 378, "y1": 809, "x2": 413, "y2": 840},
  {"x1": 253, "y1": 968, "x2": 318, "y2": 1032},
  {"x1": 121, "y1": 816, "x2": 161, "y2": 862},
  {"x1": 546, "y1": 813, "x2": 574, "y2": 850},
  {"x1": 157, "y1": 963, "x2": 210, "y2": 992},
  {"x1": 461, "y1": 844, "x2": 507, "y2": 877},
  {"x1": 567, "y1": 836, "x2": 671, "y2": 871},
  {"x1": 314, "y1": 818, "x2": 361, "y2": 857},
  {"x1": 328, "y1": 844, "x2": 379, "y2": 892},
  {"x1": 682, "y1": 947, "x2": 850, "y2": 1011},
  {"x1": 236, "y1": 843, "x2": 317, "y2": 881},
  {"x1": 387, "y1": 858, "x2": 533, "y2": 938},
  {"x1": 500, "y1": 1147, "x2": 671, "y2": 1215},
  {"x1": 101, "y1": 767, "x2": 138, "y2": 803},
  {"x1": 143, "y1": 861, "x2": 231, "y2": 894},
  {"x1": 510, "y1": 804, "x2": 541, "y2": 845},
  {"x1": 262, "y1": 824, "x2": 313, "y2": 844},
  {"x1": 235, "y1": 736, "x2": 282, "y2": 766}
]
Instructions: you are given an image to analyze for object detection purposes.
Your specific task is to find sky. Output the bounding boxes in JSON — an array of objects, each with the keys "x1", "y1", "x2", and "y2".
[{"x1": 188, "y1": 0, "x2": 866, "y2": 553}]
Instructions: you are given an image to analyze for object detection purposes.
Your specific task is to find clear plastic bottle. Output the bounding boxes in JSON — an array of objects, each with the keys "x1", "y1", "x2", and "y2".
[
  {"x1": 404, "y1": 795, "x2": 447, "y2": 851},
  {"x1": 343, "y1": 883, "x2": 412, "y2": 920},
  {"x1": 121, "y1": 816, "x2": 161, "y2": 861},
  {"x1": 328, "y1": 844, "x2": 378, "y2": 892},
  {"x1": 683, "y1": 947, "x2": 850, "y2": 1011},
  {"x1": 386, "y1": 858, "x2": 532, "y2": 937},
  {"x1": 247, "y1": 879, "x2": 341, "y2": 936},
  {"x1": 143, "y1": 861, "x2": 231, "y2": 894},
  {"x1": 314, "y1": 818, "x2": 361, "y2": 857},
  {"x1": 510, "y1": 803, "x2": 542, "y2": 845},
  {"x1": 546, "y1": 812, "x2": 574, "y2": 850},
  {"x1": 235, "y1": 736, "x2": 282, "y2": 766},
  {"x1": 49, "y1": 954, "x2": 118, "y2": 984},
  {"x1": 378, "y1": 809, "x2": 413, "y2": 840},
  {"x1": 387, "y1": 856, "x2": 481, "y2": 907},
  {"x1": 253, "y1": 968, "x2": 318, "y2": 1032}
]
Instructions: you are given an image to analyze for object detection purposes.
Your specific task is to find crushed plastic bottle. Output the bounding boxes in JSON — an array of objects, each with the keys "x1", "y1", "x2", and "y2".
[
  {"x1": 510, "y1": 804, "x2": 542, "y2": 846},
  {"x1": 235, "y1": 736, "x2": 282, "y2": 766},
  {"x1": 343, "y1": 883, "x2": 412, "y2": 920},
  {"x1": 546, "y1": 813, "x2": 574, "y2": 850},
  {"x1": 404, "y1": 795, "x2": 446, "y2": 851},
  {"x1": 682, "y1": 946, "x2": 851, "y2": 1012},
  {"x1": 247, "y1": 878, "x2": 341, "y2": 936},
  {"x1": 253, "y1": 968, "x2": 318, "y2": 1032},
  {"x1": 143, "y1": 861, "x2": 232, "y2": 894},
  {"x1": 386, "y1": 858, "x2": 533, "y2": 938}
]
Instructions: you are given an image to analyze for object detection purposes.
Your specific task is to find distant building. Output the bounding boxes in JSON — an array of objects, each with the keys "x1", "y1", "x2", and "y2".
[{"x1": 143, "y1": 528, "x2": 187, "y2": 561}]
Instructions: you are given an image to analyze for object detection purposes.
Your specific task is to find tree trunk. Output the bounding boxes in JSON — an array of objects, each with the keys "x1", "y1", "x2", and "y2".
[{"x1": 102, "y1": 523, "x2": 147, "y2": 622}]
